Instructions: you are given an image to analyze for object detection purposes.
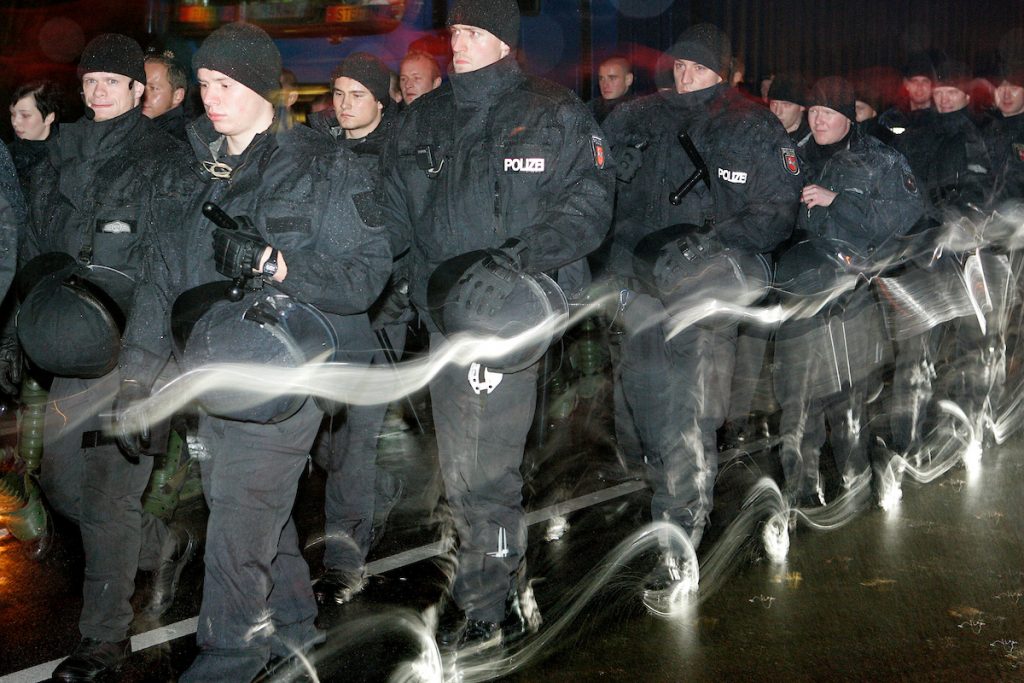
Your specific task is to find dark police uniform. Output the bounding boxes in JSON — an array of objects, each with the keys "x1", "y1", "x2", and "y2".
[
  {"x1": 775, "y1": 126, "x2": 925, "y2": 500},
  {"x1": 379, "y1": 54, "x2": 613, "y2": 624},
  {"x1": 603, "y1": 82, "x2": 801, "y2": 546},
  {"x1": 22, "y1": 106, "x2": 188, "y2": 645},
  {"x1": 131, "y1": 113, "x2": 391, "y2": 681},
  {"x1": 309, "y1": 107, "x2": 406, "y2": 590},
  {"x1": 984, "y1": 110, "x2": 1024, "y2": 203}
]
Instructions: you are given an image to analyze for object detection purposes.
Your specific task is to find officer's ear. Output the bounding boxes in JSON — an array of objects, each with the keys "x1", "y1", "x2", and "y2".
[
  {"x1": 499, "y1": 41, "x2": 511, "y2": 59},
  {"x1": 625, "y1": 73, "x2": 634, "y2": 90},
  {"x1": 172, "y1": 87, "x2": 186, "y2": 108},
  {"x1": 131, "y1": 79, "x2": 145, "y2": 105}
]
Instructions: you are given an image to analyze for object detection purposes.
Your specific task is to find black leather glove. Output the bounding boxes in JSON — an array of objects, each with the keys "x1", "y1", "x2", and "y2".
[
  {"x1": 487, "y1": 237, "x2": 530, "y2": 272},
  {"x1": 212, "y1": 223, "x2": 267, "y2": 280},
  {"x1": 456, "y1": 251, "x2": 522, "y2": 319},
  {"x1": 113, "y1": 380, "x2": 151, "y2": 463},
  {"x1": 0, "y1": 335, "x2": 22, "y2": 396},
  {"x1": 614, "y1": 145, "x2": 643, "y2": 183},
  {"x1": 679, "y1": 230, "x2": 722, "y2": 262}
]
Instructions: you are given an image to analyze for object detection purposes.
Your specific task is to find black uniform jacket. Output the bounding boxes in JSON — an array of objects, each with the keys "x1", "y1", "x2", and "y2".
[
  {"x1": 799, "y1": 127, "x2": 926, "y2": 253},
  {"x1": 123, "y1": 115, "x2": 392, "y2": 382},
  {"x1": 983, "y1": 111, "x2": 1024, "y2": 202},
  {"x1": 894, "y1": 107, "x2": 992, "y2": 213},
  {"x1": 378, "y1": 55, "x2": 615, "y2": 313},
  {"x1": 23, "y1": 108, "x2": 191, "y2": 382},
  {"x1": 603, "y1": 83, "x2": 802, "y2": 277}
]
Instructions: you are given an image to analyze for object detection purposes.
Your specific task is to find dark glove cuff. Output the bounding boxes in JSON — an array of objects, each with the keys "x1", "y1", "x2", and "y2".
[{"x1": 499, "y1": 238, "x2": 530, "y2": 271}]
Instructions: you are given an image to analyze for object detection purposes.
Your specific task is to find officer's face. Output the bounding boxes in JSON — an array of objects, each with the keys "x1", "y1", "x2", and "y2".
[
  {"x1": 82, "y1": 72, "x2": 142, "y2": 122},
  {"x1": 904, "y1": 76, "x2": 932, "y2": 108},
  {"x1": 808, "y1": 106, "x2": 851, "y2": 145},
  {"x1": 855, "y1": 100, "x2": 877, "y2": 122},
  {"x1": 332, "y1": 76, "x2": 384, "y2": 139},
  {"x1": 400, "y1": 55, "x2": 440, "y2": 105},
  {"x1": 450, "y1": 24, "x2": 510, "y2": 74},
  {"x1": 769, "y1": 99, "x2": 804, "y2": 132},
  {"x1": 142, "y1": 62, "x2": 183, "y2": 119},
  {"x1": 673, "y1": 59, "x2": 722, "y2": 94},
  {"x1": 197, "y1": 68, "x2": 273, "y2": 141},
  {"x1": 995, "y1": 81, "x2": 1024, "y2": 117},
  {"x1": 932, "y1": 86, "x2": 969, "y2": 114},
  {"x1": 10, "y1": 95, "x2": 53, "y2": 141},
  {"x1": 598, "y1": 61, "x2": 632, "y2": 100}
]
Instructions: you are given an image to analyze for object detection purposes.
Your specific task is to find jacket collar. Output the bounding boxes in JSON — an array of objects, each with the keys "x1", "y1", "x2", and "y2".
[
  {"x1": 449, "y1": 55, "x2": 525, "y2": 109},
  {"x1": 54, "y1": 106, "x2": 144, "y2": 166}
]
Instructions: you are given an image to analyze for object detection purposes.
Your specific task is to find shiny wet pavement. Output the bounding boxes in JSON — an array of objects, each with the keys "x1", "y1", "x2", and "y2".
[{"x1": 0, "y1": 408, "x2": 1022, "y2": 682}]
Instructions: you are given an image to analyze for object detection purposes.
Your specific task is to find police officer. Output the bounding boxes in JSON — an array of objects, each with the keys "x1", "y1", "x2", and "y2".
[
  {"x1": 399, "y1": 50, "x2": 443, "y2": 107},
  {"x1": 379, "y1": 0, "x2": 613, "y2": 653},
  {"x1": 308, "y1": 51, "x2": 407, "y2": 606},
  {"x1": 774, "y1": 77, "x2": 925, "y2": 503},
  {"x1": 142, "y1": 49, "x2": 188, "y2": 141},
  {"x1": 984, "y1": 61, "x2": 1024, "y2": 203},
  {"x1": 589, "y1": 56, "x2": 635, "y2": 124},
  {"x1": 894, "y1": 59, "x2": 992, "y2": 216},
  {"x1": 16, "y1": 33, "x2": 194, "y2": 682},
  {"x1": 121, "y1": 23, "x2": 391, "y2": 680},
  {"x1": 602, "y1": 24, "x2": 801, "y2": 586},
  {"x1": 767, "y1": 72, "x2": 811, "y2": 148}
]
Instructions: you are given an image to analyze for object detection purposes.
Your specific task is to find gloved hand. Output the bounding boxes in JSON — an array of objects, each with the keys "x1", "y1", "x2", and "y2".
[
  {"x1": 653, "y1": 230, "x2": 723, "y2": 296},
  {"x1": 456, "y1": 250, "x2": 523, "y2": 319},
  {"x1": 113, "y1": 380, "x2": 151, "y2": 463},
  {"x1": 0, "y1": 335, "x2": 22, "y2": 396},
  {"x1": 614, "y1": 145, "x2": 643, "y2": 183},
  {"x1": 369, "y1": 276, "x2": 411, "y2": 329},
  {"x1": 485, "y1": 237, "x2": 530, "y2": 273},
  {"x1": 212, "y1": 221, "x2": 267, "y2": 280},
  {"x1": 681, "y1": 232, "x2": 721, "y2": 262}
]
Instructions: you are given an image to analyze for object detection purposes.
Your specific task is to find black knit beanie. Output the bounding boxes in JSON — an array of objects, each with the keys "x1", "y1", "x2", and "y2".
[
  {"x1": 668, "y1": 24, "x2": 731, "y2": 77},
  {"x1": 331, "y1": 52, "x2": 392, "y2": 105},
  {"x1": 447, "y1": 0, "x2": 520, "y2": 48},
  {"x1": 807, "y1": 76, "x2": 857, "y2": 122},
  {"x1": 193, "y1": 22, "x2": 281, "y2": 102},
  {"x1": 78, "y1": 34, "x2": 146, "y2": 84},
  {"x1": 768, "y1": 72, "x2": 807, "y2": 106},
  {"x1": 934, "y1": 60, "x2": 971, "y2": 93}
]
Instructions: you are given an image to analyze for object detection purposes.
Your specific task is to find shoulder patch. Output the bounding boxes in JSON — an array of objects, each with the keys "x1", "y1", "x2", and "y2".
[
  {"x1": 1014, "y1": 143, "x2": 1024, "y2": 162},
  {"x1": 592, "y1": 135, "x2": 606, "y2": 169},
  {"x1": 782, "y1": 147, "x2": 800, "y2": 175},
  {"x1": 353, "y1": 190, "x2": 384, "y2": 228},
  {"x1": 904, "y1": 172, "x2": 918, "y2": 194}
]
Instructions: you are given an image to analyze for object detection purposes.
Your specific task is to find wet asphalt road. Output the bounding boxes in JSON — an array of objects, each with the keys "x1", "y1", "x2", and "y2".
[{"x1": 0, "y1": 387, "x2": 1022, "y2": 682}]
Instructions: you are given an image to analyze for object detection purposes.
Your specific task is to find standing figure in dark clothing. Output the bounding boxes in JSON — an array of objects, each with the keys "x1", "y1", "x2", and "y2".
[
  {"x1": 984, "y1": 63, "x2": 1024, "y2": 203},
  {"x1": 602, "y1": 24, "x2": 800, "y2": 586},
  {"x1": 775, "y1": 77, "x2": 925, "y2": 504},
  {"x1": 15, "y1": 33, "x2": 195, "y2": 682},
  {"x1": 379, "y1": 0, "x2": 613, "y2": 654},
  {"x1": 142, "y1": 49, "x2": 189, "y2": 142},
  {"x1": 7, "y1": 80, "x2": 62, "y2": 194},
  {"x1": 308, "y1": 51, "x2": 407, "y2": 607},
  {"x1": 589, "y1": 56, "x2": 635, "y2": 124},
  {"x1": 768, "y1": 72, "x2": 811, "y2": 149},
  {"x1": 130, "y1": 23, "x2": 391, "y2": 681}
]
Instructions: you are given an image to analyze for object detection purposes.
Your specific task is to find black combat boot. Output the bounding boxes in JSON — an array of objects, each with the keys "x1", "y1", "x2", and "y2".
[
  {"x1": 52, "y1": 638, "x2": 130, "y2": 682},
  {"x1": 145, "y1": 525, "x2": 196, "y2": 618}
]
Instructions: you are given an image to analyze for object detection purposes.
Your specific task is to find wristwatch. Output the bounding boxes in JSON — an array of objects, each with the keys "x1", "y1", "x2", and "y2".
[{"x1": 261, "y1": 248, "x2": 279, "y2": 282}]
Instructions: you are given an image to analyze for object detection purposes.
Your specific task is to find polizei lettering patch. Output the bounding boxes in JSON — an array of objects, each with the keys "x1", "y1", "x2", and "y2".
[
  {"x1": 717, "y1": 168, "x2": 748, "y2": 184},
  {"x1": 504, "y1": 158, "x2": 546, "y2": 173}
]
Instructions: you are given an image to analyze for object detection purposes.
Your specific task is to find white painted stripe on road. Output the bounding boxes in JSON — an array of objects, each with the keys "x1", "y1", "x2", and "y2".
[{"x1": 0, "y1": 480, "x2": 647, "y2": 683}]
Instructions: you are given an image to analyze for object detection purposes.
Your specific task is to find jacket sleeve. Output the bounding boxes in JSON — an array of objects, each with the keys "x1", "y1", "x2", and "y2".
[
  {"x1": 712, "y1": 116, "x2": 802, "y2": 254},
  {"x1": 515, "y1": 101, "x2": 615, "y2": 273},
  {"x1": 376, "y1": 118, "x2": 413, "y2": 260},
  {"x1": 273, "y1": 151, "x2": 392, "y2": 316}
]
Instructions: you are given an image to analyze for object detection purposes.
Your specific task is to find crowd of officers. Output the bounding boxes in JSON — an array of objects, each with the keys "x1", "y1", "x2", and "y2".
[{"x1": 1, "y1": 3, "x2": 1022, "y2": 680}]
